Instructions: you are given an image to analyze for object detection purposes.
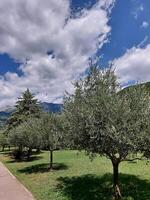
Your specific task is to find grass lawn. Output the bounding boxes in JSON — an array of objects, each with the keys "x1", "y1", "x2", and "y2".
[{"x1": 0, "y1": 150, "x2": 150, "y2": 200}]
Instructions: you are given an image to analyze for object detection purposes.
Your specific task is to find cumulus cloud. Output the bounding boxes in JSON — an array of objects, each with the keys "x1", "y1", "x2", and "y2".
[
  {"x1": 113, "y1": 44, "x2": 150, "y2": 84},
  {"x1": 0, "y1": 0, "x2": 115, "y2": 110}
]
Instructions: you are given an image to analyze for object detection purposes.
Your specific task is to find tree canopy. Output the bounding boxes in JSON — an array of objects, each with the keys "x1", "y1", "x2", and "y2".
[
  {"x1": 63, "y1": 67, "x2": 150, "y2": 199},
  {"x1": 0, "y1": 128, "x2": 8, "y2": 151},
  {"x1": 8, "y1": 112, "x2": 63, "y2": 165},
  {"x1": 7, "y1": 89, "x2": 41, "y2": 130},
  {"x1": 38, "y1": 113, "x2": 64, "y2": 169}
]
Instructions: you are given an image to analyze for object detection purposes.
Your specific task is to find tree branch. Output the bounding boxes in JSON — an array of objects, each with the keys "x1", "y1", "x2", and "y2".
[{"x1": 122, "y1": 156, "x2": 144, "y2": 162}]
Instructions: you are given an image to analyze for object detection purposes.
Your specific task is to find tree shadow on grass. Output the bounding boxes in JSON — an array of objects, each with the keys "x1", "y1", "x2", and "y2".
[
  {"x1": 6, "y1": 155, "x2": 44, "y2": 163},
  {"x1": 18, "y1": 163, "x2": 68, "y2": 174},
  {"x1": 1, "y1": 150, "x2": 44, "y2": 163},
  {"x1": 57, "y1": 173, "x2": 150, "y2": 200}
]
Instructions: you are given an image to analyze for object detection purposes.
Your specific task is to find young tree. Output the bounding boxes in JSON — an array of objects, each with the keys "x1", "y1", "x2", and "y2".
[
  {"x1": 63, "y1": 67, "x2": 150, "y2": 199},
  {"x1": 39, "y1": 113, "x2": 63, "y2": 170},
  {"x1": 7, "y1": 89, "x2": 41, "y2": 130},
  {"x1": 8, "y1": 118, "x2": 43, "y2": 159}
]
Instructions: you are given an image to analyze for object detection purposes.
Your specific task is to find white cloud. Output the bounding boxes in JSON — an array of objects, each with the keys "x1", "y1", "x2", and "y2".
[
  {"x1": 0, "y1": 0, "x2": 115, "y2": 110},
  {"x1": 113, "y1": 44, "x2": 150, "y2": 84},
  {"x1": 141, "y1": 21, "x2": 149, "y2": 29},
  {"x1": 0, "y1": 0, "x2": 70, "y2": 61}
]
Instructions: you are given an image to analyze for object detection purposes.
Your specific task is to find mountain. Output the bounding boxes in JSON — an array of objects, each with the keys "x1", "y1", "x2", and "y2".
[
  {"x1": 0, "y1": 81, "x2": 149, "y2": 126},
  {"x1": 120, "y1": 81, "x2": 150, "y2": 95},
  {"x1": 0, "y1": 112, "x2": 11, "y2": 126},
  {"x1": 40, "y1": 102, "x2": 62, "y2": 113},
  {"x1": 0, "y1": 102, "x2": 62, "y2": 126}
]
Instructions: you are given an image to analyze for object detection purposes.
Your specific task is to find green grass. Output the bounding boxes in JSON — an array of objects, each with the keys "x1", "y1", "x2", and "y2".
[{"x1": 0, "y1": 150, "x2": 150, "y2": 200}]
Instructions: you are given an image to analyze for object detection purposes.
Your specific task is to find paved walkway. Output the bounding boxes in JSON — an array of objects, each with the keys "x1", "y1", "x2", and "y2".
[{"x1": 0, "y1": 162, "x2": 34, "y2": 200}]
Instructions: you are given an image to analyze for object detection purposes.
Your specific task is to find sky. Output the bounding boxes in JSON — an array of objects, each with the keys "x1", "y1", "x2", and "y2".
[{"x1": 0, "y1": 0, "x2": 150, "y2": 110}]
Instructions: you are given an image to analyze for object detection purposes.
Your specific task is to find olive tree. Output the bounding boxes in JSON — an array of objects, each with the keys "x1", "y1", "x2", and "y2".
[
  {"x1": 39, "y1": 113, "x2": 63, "y2": 170},
  {"x1": 8, "y1": 113, "x2": 63, "y2": 165},
  {"x1": 8, "y1": 118, "x2": 43, "y2": 159},
  {"x1": 63, "y1": 67, "x2": 150, "y2": 199}
]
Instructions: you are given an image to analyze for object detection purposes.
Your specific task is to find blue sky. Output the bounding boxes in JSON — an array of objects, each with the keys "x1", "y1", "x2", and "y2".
[
  {"x1": 0, "y1": 0, "x2": 150, "y2": 109},
  {"x1": 101, "y1": 0, "x2": 150, "y2": 64}
]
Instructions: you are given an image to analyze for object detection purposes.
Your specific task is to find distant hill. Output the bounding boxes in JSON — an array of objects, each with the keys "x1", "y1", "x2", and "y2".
[
  {"x1": 0, "y1": 109, "x2": 14, "y2": 126},
  {"x1": 40, "y1": 102, "x2": 62, "y2": 113},
  {"x1": 0, "y1": 113, "x2": 10, "y2": 126},
  {"x1": 121, "y1": 81, "x2": 150, "y2": 95},
  {"x1": 0, "y1": 102, "x2": 62, "y2": 126},
  {"x1": 0, "y1": 82, "x2": 149, "y2": 126}
]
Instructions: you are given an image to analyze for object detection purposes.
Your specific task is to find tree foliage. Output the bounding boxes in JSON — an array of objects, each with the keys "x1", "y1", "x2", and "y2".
[
  {"x1": 8, "y1": 113, "x2": 63, "y2": 166},
  {"x1": 63, "y1": 67, "x2": 150, "y2": 199},
  {"x1": 0, "y1": 128, "x2": 8, "y2": 151},
  {"x1": 37, "y1": 113, "x2": 64, "y2": 169},
  {"x1": 8, "y1": 117, "x2": 43, "y2": 158},
  {"x1": 7, "y1": 89, "x2": 41, "y2": 130}
]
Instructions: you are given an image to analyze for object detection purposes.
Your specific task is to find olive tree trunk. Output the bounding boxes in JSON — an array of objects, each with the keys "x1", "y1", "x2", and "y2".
[
  {"x1": 112, "y1": 160, "x2": 122, "y2": 199},
  {"x1": 49, "y1": 150, "x2": 53, "y2": 170},
  {"x1": 2, "y1": 145, "x2": 5, "y2": 152},
  {"x1": 27, "y1": 148, "x2": 32, "y2": 160},
  {"x1": 36, "y1": 148, "x2": 41, "y2": 153}
]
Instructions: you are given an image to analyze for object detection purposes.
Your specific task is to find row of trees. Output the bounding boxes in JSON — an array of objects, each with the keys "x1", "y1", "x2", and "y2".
[
  {"x1": 0, "y1": 67, "x2": 150, "y2": 199},
  {"x1": 9, "y1": 113, "x2": 63, "y2": 168},
  {"x1": 0, "y1": 89, "x2": 63, "y2": 169}
]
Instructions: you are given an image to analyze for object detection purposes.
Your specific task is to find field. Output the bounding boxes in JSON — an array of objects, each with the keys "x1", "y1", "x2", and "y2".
[{"x1": 0, "y1": 150, "x2": 150, "y2": 200}]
